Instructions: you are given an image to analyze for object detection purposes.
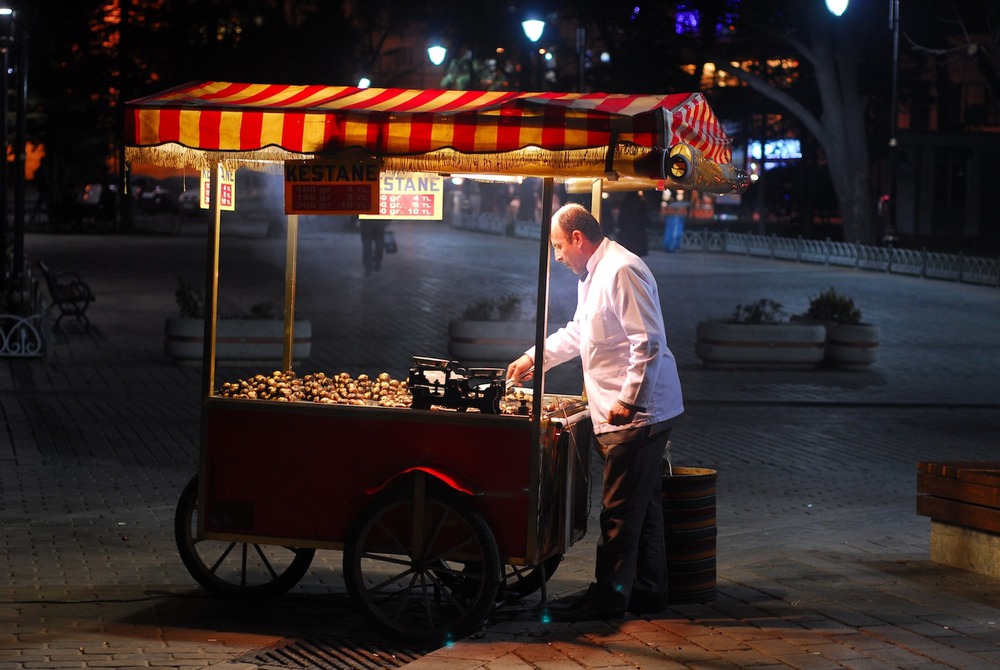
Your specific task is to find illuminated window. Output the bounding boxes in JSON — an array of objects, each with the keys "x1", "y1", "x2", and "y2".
[
  {"x1": 676, "y1": 3, "x2": 699, "y2": 35},
  {"x1": 676, "y1": 0, "x2": 742, "y2": 37}
]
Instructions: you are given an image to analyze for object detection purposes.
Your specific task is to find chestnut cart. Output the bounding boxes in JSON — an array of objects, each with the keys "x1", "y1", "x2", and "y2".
[
  {"x1": 125, "y1": 82, "x2": 746, "y2": 644},
  {"x1": 179, "y1": 371, "x2": 592, "y2": 645}
]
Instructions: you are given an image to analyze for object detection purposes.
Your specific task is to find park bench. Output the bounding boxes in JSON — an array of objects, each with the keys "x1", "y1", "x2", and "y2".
[
  {"x1": 916, "y1": 461, "x2": 1000, "y2": 578},
  {"x1": 36, "y1": 261, "x2": 95, "y2": 332}
]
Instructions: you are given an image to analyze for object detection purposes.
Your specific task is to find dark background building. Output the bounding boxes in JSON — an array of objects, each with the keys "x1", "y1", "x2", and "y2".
[{"x1": 4, "y1": 0, "x2": 1000, "y2": 262}]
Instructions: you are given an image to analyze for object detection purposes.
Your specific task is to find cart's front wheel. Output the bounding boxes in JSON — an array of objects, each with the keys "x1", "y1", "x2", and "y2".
[
  {"x1": 174, "y1": 475, "x2": 315, "y2": 599},
  {"x1": 343, "y1": 484, "x2": 501, "y2": 646}
]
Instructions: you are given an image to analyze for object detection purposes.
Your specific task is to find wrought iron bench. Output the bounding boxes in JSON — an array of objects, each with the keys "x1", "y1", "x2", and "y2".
[{"x1": 36, "y1": 261, "x2": 95, "y2": 331}]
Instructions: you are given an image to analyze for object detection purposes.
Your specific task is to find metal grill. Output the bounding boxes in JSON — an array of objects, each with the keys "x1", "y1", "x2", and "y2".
[{"x1": 232, "y1": 635, "x2": 426, "y2": 670}]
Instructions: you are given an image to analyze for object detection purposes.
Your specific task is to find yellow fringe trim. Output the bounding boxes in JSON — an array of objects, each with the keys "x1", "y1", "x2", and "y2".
[{"x1": 124, "y1": 142, "x2": 746, "y2": 194}]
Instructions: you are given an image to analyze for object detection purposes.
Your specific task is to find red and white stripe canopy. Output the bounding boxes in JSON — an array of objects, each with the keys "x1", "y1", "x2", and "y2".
[{"x1": 125, "y1": 81, "x2": 738, "y2": 186}]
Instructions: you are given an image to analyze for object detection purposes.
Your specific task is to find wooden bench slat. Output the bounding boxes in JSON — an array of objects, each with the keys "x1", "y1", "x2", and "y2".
[
  {"x1": 917, "y1": 461, "x2": 1000, "y2": 486},
  {"x1": 916, "y1": 496, "x2": 1000, "y2": 534},
  {"x1": 917, "y1": 473, "x2": 1000, "y2": 508}
]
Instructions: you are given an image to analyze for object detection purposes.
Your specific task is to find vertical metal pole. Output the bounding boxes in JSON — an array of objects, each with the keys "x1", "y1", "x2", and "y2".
[
  {"x1": 526, "y1": 177, "x2": 554, "y2": 562},
  {"x1": 0, "y1": 45, "x2": 10, "y2": 271},
  {"x1": 282, "y1": 213, "x2": 298, "y2": 372},
  {"x1": 118, "y1": 0, "x2": 132, "y2": 232},
  {"x1": 531, "y1": 178, "x2": 554, "y2": 427},
  {"x1": 888, "y1": 0, "x2": 900, "y2": 233},
  {"x1": 590, "y1": 178, "x2": 603, "y2": 222},
  {"x1": 12, "y1": 15, "x2": 24, "y2": 285},
  {"x1": 1, "y1": 46, "x2": 8, "y2": 272},
  {"x1": 200, "y1": 161, "x2": 221, "y2": 399},
  {"x1": 0, "y1": 9, "x2": 12, "y2": 281}
]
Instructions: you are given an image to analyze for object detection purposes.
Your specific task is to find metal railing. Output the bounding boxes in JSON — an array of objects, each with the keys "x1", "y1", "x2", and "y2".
[
  {"x1": 0, "y1": 267, "x2": 46, "y2": 358},
  {"x1": 680, "y1": 229, "x2": 1000, "y2": 288}
]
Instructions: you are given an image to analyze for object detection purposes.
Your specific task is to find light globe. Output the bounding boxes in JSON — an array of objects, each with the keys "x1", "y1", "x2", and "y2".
[
  {"x1": 521, "y1": 19, "x2": 545, "y2": 43},
  {"x1": 825, "y1": 0, "x2": 849, "y2": 16}
]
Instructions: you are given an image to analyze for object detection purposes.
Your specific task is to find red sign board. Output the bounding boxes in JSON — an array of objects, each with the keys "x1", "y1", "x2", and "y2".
[{"x1": 283, "y1": 157, "x2": 381, "y2": 215}]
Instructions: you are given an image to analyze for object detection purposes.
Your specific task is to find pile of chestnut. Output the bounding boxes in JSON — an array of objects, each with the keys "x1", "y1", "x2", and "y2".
[{"x1": 217, "y1": 370, "x2": 412, "y2": 407}]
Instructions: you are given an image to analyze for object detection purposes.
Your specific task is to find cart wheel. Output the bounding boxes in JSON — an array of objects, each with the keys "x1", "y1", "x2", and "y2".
[
  {"x1": 343, "y1": 484, "x2": 501, "y2": 646},
  {"x1": 174, "y1": 475, "x2": 315, "y2": 599},
  {"x1": 501, "y1": 554, "x2": 562, "y2": 601}
]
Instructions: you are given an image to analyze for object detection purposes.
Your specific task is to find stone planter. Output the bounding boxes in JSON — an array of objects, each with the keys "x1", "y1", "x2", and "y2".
[
  {"x1": 695, "y1": 321, "x2": 826, "y2": 369},
  {"x1": 165, "y1": 317, "x2": 312, "y2": 364},
  {"x1": 447, "y1": 319, "x2": 535, "y2": 366},
  {"x1": 823, "y1": 322, "x2": 880, "y2": 369}
]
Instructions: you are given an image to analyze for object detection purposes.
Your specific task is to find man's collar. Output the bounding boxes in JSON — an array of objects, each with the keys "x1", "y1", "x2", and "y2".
[{"x1": 584, "y1": 238, "x2": 610, "y2": 278}]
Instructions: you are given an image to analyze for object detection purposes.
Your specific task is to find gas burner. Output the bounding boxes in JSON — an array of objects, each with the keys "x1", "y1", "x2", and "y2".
[{"x1": 408, "y1": 357, "x2": 505, "y2": 414}]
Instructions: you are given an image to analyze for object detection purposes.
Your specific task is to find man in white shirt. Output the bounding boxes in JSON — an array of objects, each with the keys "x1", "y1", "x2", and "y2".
[{"x1": 507, "y1": 203, "x2": 683, "y2": 622}]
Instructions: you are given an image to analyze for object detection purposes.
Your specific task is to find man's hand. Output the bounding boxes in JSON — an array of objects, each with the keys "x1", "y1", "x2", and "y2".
[
  {"x1": 607, "y1": 400, "x2": 636, "y2": 426},
  {"x1": 506, "y1": 354, "x2": 534, "y2": 384}
]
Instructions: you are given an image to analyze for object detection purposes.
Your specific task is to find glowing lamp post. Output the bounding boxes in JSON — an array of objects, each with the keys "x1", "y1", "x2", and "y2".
[
  {"x1": 828, "y1": 0, "x2": 899, "y2": 239},
  {"x1": 521, "y1": 18, "x2": 545, "y2": 90},
  {"x1": 521, "y1": 19, "x2": 545, "y2": 43},
  {"x1": 825, "y1": 0, "x2": 849, "y2": 17},
  {"x1": 427, "y1": 44, "x2": 447, "y2": 67}
]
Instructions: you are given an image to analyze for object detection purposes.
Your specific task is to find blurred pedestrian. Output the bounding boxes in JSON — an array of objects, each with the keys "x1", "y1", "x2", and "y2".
[{"x1": 359, "y1": 219, "x2": 388, "y2": 276}]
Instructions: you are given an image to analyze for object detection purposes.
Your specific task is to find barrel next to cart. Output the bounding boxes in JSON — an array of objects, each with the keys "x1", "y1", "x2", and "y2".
[{"x1": 662, "y1": 466, "x2": 717, "y2": 604}]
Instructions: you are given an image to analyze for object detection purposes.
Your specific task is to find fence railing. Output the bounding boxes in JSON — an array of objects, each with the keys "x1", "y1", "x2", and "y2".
[
  {"x1": 0, "y1": 268, "x2": 46, "y2": 358},
  {"x1": 680, "y1": 229, "x2": 1000, "y2": 288}
]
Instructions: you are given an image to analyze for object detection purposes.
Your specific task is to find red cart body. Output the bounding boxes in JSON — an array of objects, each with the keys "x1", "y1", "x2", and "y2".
[{"x1": 200, "y1": 398, "x2": 590, "y2": 565}]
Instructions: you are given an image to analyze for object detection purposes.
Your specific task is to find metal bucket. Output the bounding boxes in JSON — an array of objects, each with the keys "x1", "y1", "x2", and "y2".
[{"x1": 661, "y1": 466, "x2": 717, "y2": 604}]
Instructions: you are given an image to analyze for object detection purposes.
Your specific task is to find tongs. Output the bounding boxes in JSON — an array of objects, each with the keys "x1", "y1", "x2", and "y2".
[{"x1": 505, "y1": 366, "x2": 534, "y2": 390}]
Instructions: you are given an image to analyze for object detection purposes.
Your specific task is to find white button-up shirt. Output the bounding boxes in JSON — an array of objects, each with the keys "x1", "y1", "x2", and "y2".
[{"x1": 530, "y1": 238, "x2": 683, "y2": 435}]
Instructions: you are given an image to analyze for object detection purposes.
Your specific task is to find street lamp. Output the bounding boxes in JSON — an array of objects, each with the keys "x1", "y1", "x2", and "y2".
[
  {"x1": 427, "y1": 44, "x2": 447, "y2": 67},
  {"x1": 825, "y1": 0, "x2": 849, "y2": 17},
  {"x1": 521, "y1": 19, "x2": 545, "y2": 44},
  {"x1": 521, "y1": 18, "x2": 545, "y2": 90},
  {"x1": 827, "y1": 0, "x2": 899, "y2": 240}
]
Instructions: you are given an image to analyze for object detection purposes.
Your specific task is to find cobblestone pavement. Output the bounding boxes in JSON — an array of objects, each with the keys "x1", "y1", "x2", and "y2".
[{"x1": 2, "y1": 215, "x2": 999, "y2": 669}]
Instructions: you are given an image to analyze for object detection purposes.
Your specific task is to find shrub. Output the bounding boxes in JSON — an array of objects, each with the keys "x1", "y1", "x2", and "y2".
[
  {"x1": 805, "y1": 287, "x2": 862, "y2": 325},
  {"x1": 726, "y1": 298, "x2": 787, "y2": 324},
  {"x1": 175, "y1": 278, "x2": 204, "y2": 318}
]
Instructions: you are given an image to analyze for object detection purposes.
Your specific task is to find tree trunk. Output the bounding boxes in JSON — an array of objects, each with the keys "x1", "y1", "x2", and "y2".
[
  {"x1": 716, "y1": 10, "x2": 882, "y2": 245},
  {"x1": 812, "y1": 22, "x2": 879, "y2": 245}
]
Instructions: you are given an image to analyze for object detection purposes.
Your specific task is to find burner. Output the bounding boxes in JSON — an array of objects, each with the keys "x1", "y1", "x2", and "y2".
[{"x1": 408, "y1": 358, "x2": 505, "y2": 413}]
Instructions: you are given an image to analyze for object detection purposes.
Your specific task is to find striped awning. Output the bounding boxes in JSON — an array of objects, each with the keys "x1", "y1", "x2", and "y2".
[{"x1": 125, "y1": 81, "x2": 744, "y2": 190}]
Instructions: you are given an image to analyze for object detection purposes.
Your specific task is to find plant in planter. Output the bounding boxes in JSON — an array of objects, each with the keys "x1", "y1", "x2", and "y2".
[
  {"x1": 695, "y1": 298, "x2": 826, "y2": 369},
  {"x1": 447, "y1": 293, "x2": 536, "y2": 365},
  {"x1": 165, "y1": 278, "x2": 311, "y2": 364},
  {"x1": 801, "y1": 287, "x2": 879, "y2": 369}
]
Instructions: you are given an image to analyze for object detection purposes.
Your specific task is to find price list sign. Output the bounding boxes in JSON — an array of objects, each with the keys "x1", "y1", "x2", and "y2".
[
  {"x1": 199, "y1": 166, "x2": 236, "y2": 211},
  {"x1": 284, "y1": 157, "x2": 381, "y2": 215},
  {"x1": 360, "y1": 173, "x2": 444, "y2": 220}
]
